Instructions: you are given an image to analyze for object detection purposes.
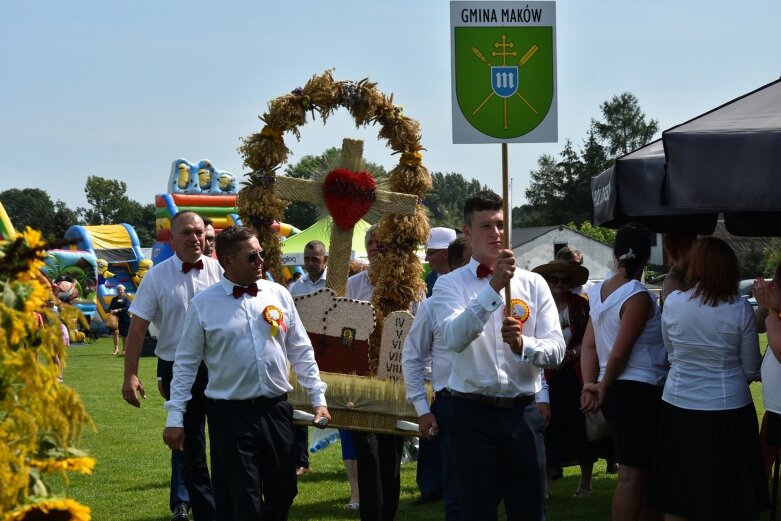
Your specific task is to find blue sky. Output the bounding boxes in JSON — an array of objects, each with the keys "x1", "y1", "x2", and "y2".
[{"x1": 1, "y1": 1, "x2": 779, "y2": 211}]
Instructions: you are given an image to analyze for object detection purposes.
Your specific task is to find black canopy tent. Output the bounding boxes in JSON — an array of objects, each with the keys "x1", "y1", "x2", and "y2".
[
  {"x1": 590, "y1": 139, "x2": 718, "y2": 234},
  {"x1": 591, "y1": 77, "x2": 781, "y2": 237},
  {"x1": 664, "y1": 78, "x2": 781, "y2": 213}
]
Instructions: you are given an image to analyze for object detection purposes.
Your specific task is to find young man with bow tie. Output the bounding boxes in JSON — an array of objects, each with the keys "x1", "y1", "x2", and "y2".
[
  {"x1": 123, "y1": 210, "x2": 223, "y2": 521},
  {"x1": 163, "y1": 225, "x2": 330, "y2": 521},
  {"x1": 430, "y1": 190, "x2": 565, "y2": 520}
]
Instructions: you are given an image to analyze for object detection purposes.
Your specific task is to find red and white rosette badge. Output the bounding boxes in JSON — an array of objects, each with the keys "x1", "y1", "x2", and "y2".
[
  {"x1": 263, "y1": 305, "x2": 287, "y2": 337},
  {"x1": 510, "y1": 298, "x2": 531, "y2": 331}
]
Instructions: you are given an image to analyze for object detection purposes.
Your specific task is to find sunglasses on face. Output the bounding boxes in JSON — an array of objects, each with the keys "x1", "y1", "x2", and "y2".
[
  {"x1": 246, "y1": 250, "x2": 266, "y2": 264},
  {"x1": 547, "y1": 275, "x2": 572, "y2": 285},
  {"x1": 205, "y1": 236, "x2": 216, "y2": 243}
]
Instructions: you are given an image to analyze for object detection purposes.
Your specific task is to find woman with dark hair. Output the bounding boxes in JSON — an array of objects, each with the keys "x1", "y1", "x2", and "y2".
[
  {"x1": 660, "y1": 228, "x2": 697, "y2": 302},
  {"x1": 580, "y1": 222, "x2": 668, "y2": 521},
  {"x1": 650, "y1": 237, "x2": 768, "y2": 521}
]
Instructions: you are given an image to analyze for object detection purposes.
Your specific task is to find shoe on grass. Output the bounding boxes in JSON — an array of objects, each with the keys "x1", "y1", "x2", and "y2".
[{"x1": 171, "y1": 503, "x2": 189, "y2": 521}]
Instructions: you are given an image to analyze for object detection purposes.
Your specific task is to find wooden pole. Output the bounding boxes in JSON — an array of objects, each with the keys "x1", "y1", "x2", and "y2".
[{"x1": 502, "y1": 143, "x2": 512, "y2": 316}]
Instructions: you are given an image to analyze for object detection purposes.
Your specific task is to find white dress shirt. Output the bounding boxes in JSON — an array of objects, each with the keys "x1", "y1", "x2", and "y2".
[
  {"x1": 661, "y1": 288, "x2": 760, "y2": 410},
  {"x1": 587, "y1": 279, "x2": 668, "y2": 386},
  {"x1": 346, "y1": 269, "x2": 372, "y2": 301},
  {"x1": 431, "y1": 258, "x2": 565, "y2": 398},
  {"x1": 402, "y1": 298, "x2": 448, "y2": 416},
  {"x1": 164, "y1": 275, "x2": 327, "y2": 427},
  {"x1": 762, "y1": 349, "x2": 781, "y2": 414},
  {"x1": 289, "y1": 268, "x2": 327, "y2": 297},
  {"x1": 129, "y1": 254, "x2": 223, "y2": 361}
]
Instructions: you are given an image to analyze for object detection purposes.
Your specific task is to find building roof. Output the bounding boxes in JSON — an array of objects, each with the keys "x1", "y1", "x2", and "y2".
[
  {"x1": 510, "y1": 225, "x2": 613, "y2": 249},
  {"x1": 509, "y1": 226, "x2": 558, "y2": 248}
]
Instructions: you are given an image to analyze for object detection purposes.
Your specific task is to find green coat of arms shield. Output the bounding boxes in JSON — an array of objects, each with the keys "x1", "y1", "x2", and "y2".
[{"x1": 454, "y1": 26, "x2": 554, "y2": 139}]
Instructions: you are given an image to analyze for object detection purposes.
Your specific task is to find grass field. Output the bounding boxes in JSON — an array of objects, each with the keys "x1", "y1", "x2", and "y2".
[{"x1": 55, "y1": 336, "x2": 775, "y2": 520}]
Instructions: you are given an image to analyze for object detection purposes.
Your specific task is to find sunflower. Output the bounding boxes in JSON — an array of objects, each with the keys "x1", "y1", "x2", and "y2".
[
  {"x1": 27, "y1": 457, "x2": 95, "y2": 475},
  {"x1": 4, "y1": 498, "x2": 91, "y2": 521}
]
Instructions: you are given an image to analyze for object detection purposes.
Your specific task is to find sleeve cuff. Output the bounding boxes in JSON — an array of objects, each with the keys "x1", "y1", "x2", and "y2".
[
  {"x1": 477, "y1": 284, "x2": 503, "y2": 312},
  {"x1": 166, "y1": 411, "x2": 184, "y2": 428},
  {"x1": 412, "y1": 397, "x2": 432, "y2": 417},
  {"x1": 310, "y1": 393, "x2": 327, "y2": 408}
]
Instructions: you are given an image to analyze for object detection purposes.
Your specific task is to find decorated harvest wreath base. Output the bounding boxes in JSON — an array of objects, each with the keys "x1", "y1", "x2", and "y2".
[{"x1": 237, "y1": 69, "x2": 431, "y2": 373}]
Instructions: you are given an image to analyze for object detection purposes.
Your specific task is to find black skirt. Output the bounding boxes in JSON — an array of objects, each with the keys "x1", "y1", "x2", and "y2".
[
  {"x1": 649, "y1": 401, "x2": 769, "y2": 521},
  {"x1": 544, "y1": 364, "x2": 613, "y2": 467}
]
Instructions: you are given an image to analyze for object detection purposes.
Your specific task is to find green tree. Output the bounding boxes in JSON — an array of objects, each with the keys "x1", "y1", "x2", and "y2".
[
  {"x1": 566, "y1": 221, "x2": 617, "y2": 246},
  {"x1": 520, "y1": 94, "x2": 656, "y2": 227},
  {"x1": 0, "y1": 188, "x2": 57, "y2": 239},
  {"x1": 592, "y1": 93, "x2": 659, "y2": 157},
  {"x1": 281, "y1": 147, "x2": 387, "y2": 230},
  {"x1": 124, "y1": 201, "x2": 156, "y2": 247},
  {"x1": 78, "y1": 176, "x2": 156, "y2": 247},
  {"x1": 52, "y1": 200, "x2": 81, "y2": 239},
  {"x1": 78, "y1": 176, "x2": 130, "y2": 225},
  {"x1": 426, "y1": 172, "x2": 486, "y2": 228}
]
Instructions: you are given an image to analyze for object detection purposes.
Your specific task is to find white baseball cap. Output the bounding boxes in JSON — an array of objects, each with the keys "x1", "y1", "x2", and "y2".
[{"x1": 427, "y1": 227, "x2": 457, "y2": 250}]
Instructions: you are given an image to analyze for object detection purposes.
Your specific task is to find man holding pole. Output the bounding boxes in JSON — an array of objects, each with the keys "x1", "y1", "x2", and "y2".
[{"x1": 431, "y1": 190, "x2": 564, "y2": 520}]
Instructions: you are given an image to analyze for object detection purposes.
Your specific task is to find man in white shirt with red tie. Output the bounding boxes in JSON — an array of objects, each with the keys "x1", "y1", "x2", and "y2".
[
  {"x1": 163, "y1": 225, "x2": 330, "y2": 521},
  {"x1": 123, "y1": 210, "x2": 223, "y2": 521},
  {"x1": 431, "y1": 190, "x2": 565, "y2": 520}
]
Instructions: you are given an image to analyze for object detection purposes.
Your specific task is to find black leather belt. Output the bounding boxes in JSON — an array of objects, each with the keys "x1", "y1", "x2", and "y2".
[
  {"x1": 210, "y1": 393, "x2": 287, "y2": 406},
  {"x1": 451, "y1": 390, "x2": 533, "y2": 409},
  {"x1": 434, "y1": 388, "x2": 452, "y2": 398}
]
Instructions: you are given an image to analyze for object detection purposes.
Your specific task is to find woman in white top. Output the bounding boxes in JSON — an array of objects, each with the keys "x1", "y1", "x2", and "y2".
[
  {"x1": 580, "y1": 223, "x2": 668, "y2": 521},
  {"x1": 755, "y1": 264, "x2": 781, "y2": 450},
  {"x1": 650, "y1": 237, "x2": 768, "y2": 521}
]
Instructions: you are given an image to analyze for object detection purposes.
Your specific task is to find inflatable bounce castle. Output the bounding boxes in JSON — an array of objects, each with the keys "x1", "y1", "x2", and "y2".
[
  {"x1": 64, "y1": 223, "x2": 145, "y2": 324},
  {"x1": 153, "y1": 158, "x2": 303, "y2": 281}
]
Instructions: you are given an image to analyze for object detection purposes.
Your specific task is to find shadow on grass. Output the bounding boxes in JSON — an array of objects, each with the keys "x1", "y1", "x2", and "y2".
[{"x1": 122, "y1": 481, "x2": 170, "y2": 493}]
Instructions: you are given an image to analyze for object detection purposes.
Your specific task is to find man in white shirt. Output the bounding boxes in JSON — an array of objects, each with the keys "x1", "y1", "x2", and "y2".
[
  {"x1": 163, "y1": 225, "x2": 330, "y2": 520},
  {"x1": 431, "y1": 190, "x2": 565, "y2": 520},
  {"x1": 402, "y1": 235, "x2": 470, "y2": 520},
  {"x1": 288, "y1": 240, "x2": 328, "y2": 477},
  {"x1": 424, "y1": 227, "x2": 457, "y2": 297},
  {"x1": 346, "y1": 224, "x2": 408, "y2": 521},
  {"x1": 202, "y1": 217, "x2": 216, "y2": 258},
  {"x1": 122, "y1": 210, "x2": 223, "y2": 521},
  {"x1": 289, "y1": 240, "x2": 328, "y2": 297}
]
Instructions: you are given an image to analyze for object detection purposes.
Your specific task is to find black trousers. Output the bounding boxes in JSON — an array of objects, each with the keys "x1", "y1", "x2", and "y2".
[
  {"x1": 159, "y1": 359, "x2": 216, "y2": 521},
  {"x1": 450, "y1": 396, "x2": 546, "y2": 521},
  {"x1": 206, "y1": 396, "x2": 297, "y2": 521},
  {"x1": 292, "y1": 425, "x2": 310, "y2": 468},
  {"x1": 354, "y1": 432, "x2": 404, "y2": 521}
]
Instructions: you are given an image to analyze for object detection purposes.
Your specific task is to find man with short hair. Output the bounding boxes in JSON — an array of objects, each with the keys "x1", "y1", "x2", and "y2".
[
  {"x1": 202, "y1": 218, "x2": 216, "y2": 258},
  {"x1": 424, "y1": 228, "x2": 457, "y2": 297},
  {"x1": 163, "y1": 225, "x2": 330, "y2": 520},
  {"x1": 431, "y1": 190, "x2": 565, "y2": 520},
  {"x1": 402, "y1": 235, "x2": 471, "y2": 519},
  {"x1": 122, "y1": 210, "x2": 222, "y2": 521},
  {"x1": 289, "y1": 240, "x2": 328, "y2": 297},
  {"x1": 288, "y1": 240, "x2": 329, "y2": 477}
]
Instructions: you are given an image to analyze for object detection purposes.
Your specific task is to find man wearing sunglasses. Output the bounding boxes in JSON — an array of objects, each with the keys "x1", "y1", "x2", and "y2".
[
  {"x1": 123, "y1": 210, "x2": 223, "y2": 521},
  {"x1": 164, "y1": 225, "x2": 330, "y2": 520}
]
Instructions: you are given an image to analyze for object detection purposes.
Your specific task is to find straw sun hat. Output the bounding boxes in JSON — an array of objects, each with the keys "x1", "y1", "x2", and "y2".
[{"x1": 532, "y1": 260, "x2": 589, "y2": 288}]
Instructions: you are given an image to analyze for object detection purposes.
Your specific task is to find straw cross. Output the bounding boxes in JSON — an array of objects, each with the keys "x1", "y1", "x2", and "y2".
[{"x1": 274, "y1": 138, "x2": 418, "y2": 296}]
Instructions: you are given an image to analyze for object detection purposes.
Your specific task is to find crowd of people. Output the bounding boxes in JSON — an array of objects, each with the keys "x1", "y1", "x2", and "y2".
[{"x1": 115, "y1": 191, "x2": 780, "y2": 521}]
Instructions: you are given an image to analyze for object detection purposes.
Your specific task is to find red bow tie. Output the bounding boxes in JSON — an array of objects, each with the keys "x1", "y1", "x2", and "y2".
[
  {"x1": 182, "y1": 259, "x2": 204, "y2": 273},
  {"x1": 476, "y1": 264, "x2": 493, "y2": 279},
  {"x1": 233, "y1": 283, "x2": 258, "y2": 299}
]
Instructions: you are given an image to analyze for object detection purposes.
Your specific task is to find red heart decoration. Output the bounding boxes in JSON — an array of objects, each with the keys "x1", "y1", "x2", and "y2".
[{"x1": 322, "y1": 168, "x2": 377, "y2": 230}]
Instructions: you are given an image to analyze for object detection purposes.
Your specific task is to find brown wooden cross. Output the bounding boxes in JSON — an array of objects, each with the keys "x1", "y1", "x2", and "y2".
[{"x1": 275, "y1": 138, "x2": 418, "y2": 296}]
